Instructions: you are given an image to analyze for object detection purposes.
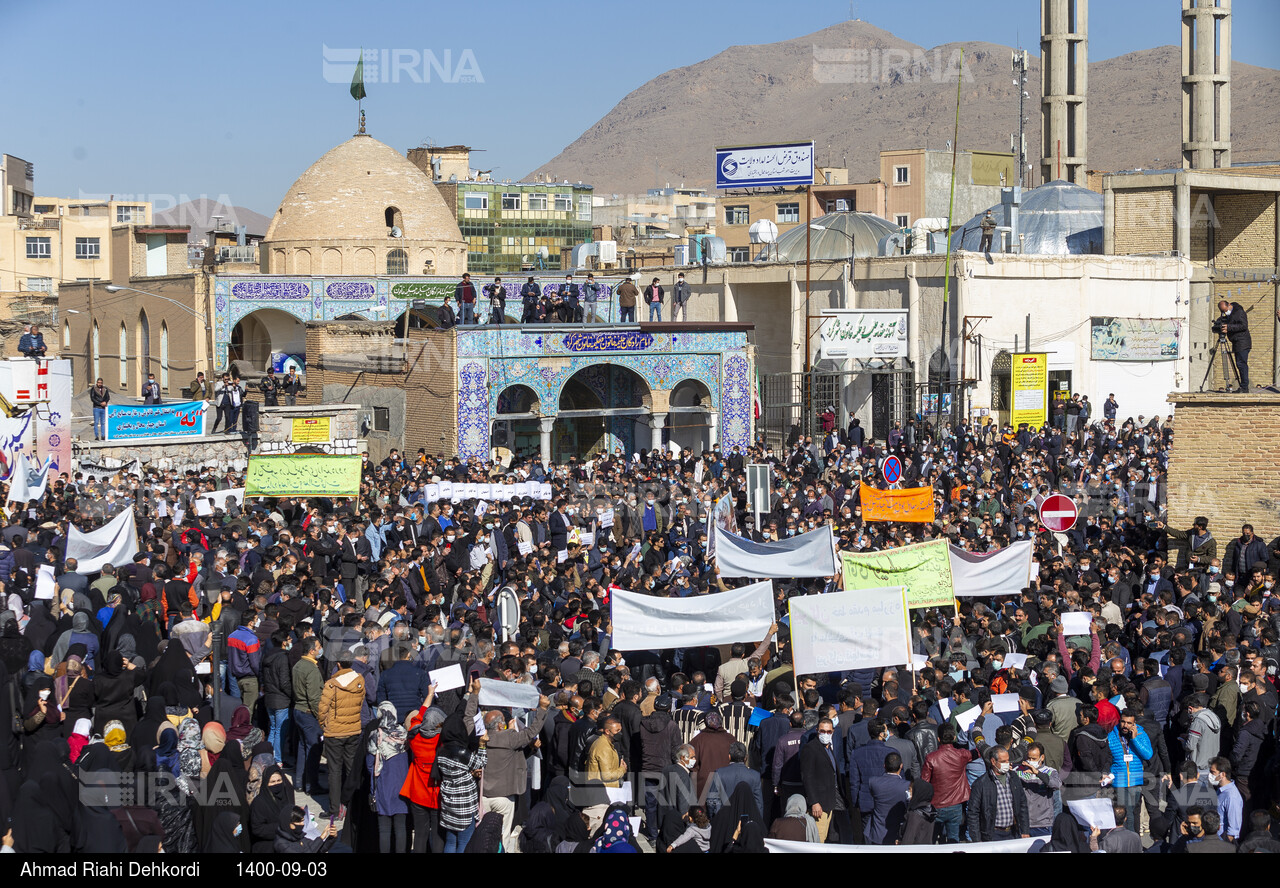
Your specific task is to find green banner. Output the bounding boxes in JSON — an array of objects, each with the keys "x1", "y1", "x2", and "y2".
[
  {"x1": 841, "y1": 539, "x2": 954, "y2": 609},
  {"x1": 245, "y1": 454, "x2": 362, "y2": 498}
]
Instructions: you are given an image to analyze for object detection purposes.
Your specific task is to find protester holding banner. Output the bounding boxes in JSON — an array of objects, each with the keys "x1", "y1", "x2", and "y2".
[{"x1": 0, "y1": 392, "x2": 1247, "y2": 856}]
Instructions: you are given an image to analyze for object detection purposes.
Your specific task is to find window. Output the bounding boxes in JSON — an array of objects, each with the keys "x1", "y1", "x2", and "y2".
[
  {"x1": 894, "y1": 165, "x2": 910, "y2": 185},
  {"x1": 63, "y1": 321, "x2": 71, "y2": 348},
  {"x1": 115, "y1": 205, "x2": 145, "y2": 223},
  {"x1": 501, "y1": 193, "x2": 521, "y2": 211},
  {"x1": 118, "y1": 323, "x2": 127, "y2": 387},
  {"x1": 725, "y1": 205, "x2": 749, "y2": 225},
  {"x1": 895, "y1": 214, "x2": 910, "y2": 228},
  {"x1": 777, "y1": 202, "x2": 800, "y2": 223},
  {"x1": 25, "y1": 237, "x2": 51, "y2": 259},
  {"x1": 33, "y1": 204, "x2": 54, "y2": 214},
  {"x1": 160, "y1": 322, "x2": 169, "y2": 390},
  {"x1": 554, "y1": 194, "x2": 573, "y2": 212},
  {"x1": 387, "y1": 248, "x2": 408, "y2": 275},
  {"x1": 463, "y1": 193, "x2": 488, "y2": 211},
  {"x1": 577, "y1": 196, "x2": 592, "y2": 222},
  {"x1": 25, "y1": 277, "x2": 53, "y2": 293},
  {"x1": 76, "y1": 237, "x2": 101, "y2": 259},
  {"x1": 728, "y1": 247, "x2": 751, "y2": 262},
  {"x1": 384, "y1": 206, "x2": 402, "y2": 229},
  {"x1": 373, "y1": 407, "x2": 391, "y2": 432},
  {"x1": 527, "y1": 194, "x2": 547, "y2": 212}
]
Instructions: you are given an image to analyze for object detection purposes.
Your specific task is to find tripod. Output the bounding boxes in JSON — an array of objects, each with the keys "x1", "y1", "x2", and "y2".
[{"x1": 1199, "y1": 332, "x2": 1243, "y2": 393}]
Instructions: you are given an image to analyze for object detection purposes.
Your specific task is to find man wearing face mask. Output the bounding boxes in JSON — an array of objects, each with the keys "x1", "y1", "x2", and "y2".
[
  {"x1": 799, "y1": 716, "x2": 842, "y2": 843},
  {"x1": 966, "y1": 746, "x2": 1030, "y2": 842}
]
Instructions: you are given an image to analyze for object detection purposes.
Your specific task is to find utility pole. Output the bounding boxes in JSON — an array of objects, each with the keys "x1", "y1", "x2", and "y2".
[{"x1": 1012, "y1": 49, "x2": 1029, "y2": 188}]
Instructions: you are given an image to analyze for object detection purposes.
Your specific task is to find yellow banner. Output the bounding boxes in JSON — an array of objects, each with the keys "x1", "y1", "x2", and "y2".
[
  {"x1": 1010, "y1": 353, "x2": 1048, "y2": 429},
  {"x1": 842, "y1": 539, "x2": 955, "y2": 609},
  {"x1": 245, "y1": 454, "x2": 362, "y2": 498},
  {"x1": 291, "y1": 416, "x2": 331, "y2": 443},
  {"x1": 859, "y1": 482, "x2": 935, "y2": 524}
]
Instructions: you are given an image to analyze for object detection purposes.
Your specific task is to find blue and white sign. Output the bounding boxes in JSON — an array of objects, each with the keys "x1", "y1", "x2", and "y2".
[
  {"x1": 716, "y1": 141, "x2": 815, "y2": 189},
  {"x1": 882, "y1": 455, "x2": 902, "y2": 485},
  {"x1": 106, "y1": 401, "x2": 209, "y2": 441}
]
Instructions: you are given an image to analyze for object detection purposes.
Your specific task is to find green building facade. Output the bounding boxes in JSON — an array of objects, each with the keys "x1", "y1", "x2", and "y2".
[{"x1": 436, "y1": 181, "x2": 593, "y2": 276}]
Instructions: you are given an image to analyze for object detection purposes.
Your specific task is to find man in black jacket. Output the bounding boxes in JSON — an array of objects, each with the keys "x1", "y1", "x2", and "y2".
[
  {"x1": 800, "y1": 716, "x2": 841, "y2": 842},
  {"x1": 261, "y1": 630, "x2": 295, "y2": 764},
  {"x1": 1213, "y1": 299, "x2": 1251, "y2": 391},
  {"x1": 966, "y1": 746, "x2": 1030, "y2": 842}
]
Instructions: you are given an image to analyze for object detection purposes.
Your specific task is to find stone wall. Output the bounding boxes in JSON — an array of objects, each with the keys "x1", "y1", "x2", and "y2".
[
  {"x1": 1113, "y1": 189, "x2": 1176, "y2": 255},
  {"x1": 1166, "y1": 392, "x2": 1280, "y2": 557},
  {"x1": 74, "y1": 435, "x2": 251, "y2": 475}
]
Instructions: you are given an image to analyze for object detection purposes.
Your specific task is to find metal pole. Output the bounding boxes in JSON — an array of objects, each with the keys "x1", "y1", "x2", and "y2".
[
  {"x1": 938, "y1": 48, "x2": 963, "y2": 435},
  {"x1": 804, "y1": 184, "x2": 812, "y2": 434}
]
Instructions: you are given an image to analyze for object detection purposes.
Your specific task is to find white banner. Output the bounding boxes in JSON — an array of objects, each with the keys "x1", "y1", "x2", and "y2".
[
  {"x1": 764, "y1": 837, "x2": 1046, "y2": 854},
  {"x1": 610, "y1": 581, "x2": 774, "y2": 652},
  {"x1": 713, "y1": 525, "x2": 837, "y2": 579},
  {"x1": 788, "y1": 586, "x2": 910, "y2": 675},
  {"x1": 193, "y1": 487, "x2": 245, "y2": 516},
  {"x1": 818, "y1": 310, "x2": 909, "y2": 360},
  {"x1": 949, "y1": 541, "x2": 1033, "y2": 598},
  {"x1": 477, "y1": 678, "x2": 541, "y2": 710},
  {"x1": 66, "y1": 506, "x2": 139, "y2": 574},
  {"x1": 5, "y1": 453, "x2": 51, "y2": 505}
]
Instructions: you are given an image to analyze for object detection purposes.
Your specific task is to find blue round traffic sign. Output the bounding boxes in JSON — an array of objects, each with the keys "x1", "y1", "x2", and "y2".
[{"x1": 882, "y1": 455, "x2": 902, "y2": 484}]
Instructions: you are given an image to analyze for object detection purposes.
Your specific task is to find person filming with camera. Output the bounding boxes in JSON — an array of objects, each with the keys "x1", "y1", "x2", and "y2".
[{"x1": 1213, "y1": 299, "x2": 1251, "y2": 392}]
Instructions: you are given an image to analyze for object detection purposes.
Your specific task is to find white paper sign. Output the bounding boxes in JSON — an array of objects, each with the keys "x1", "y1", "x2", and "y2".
[
  {"x1": 430, "y1": 663, "x2": 466, "y2": 692},
  {"x1": 991, "y1": 693, "x2": 1022, "y2": 713},
  {"x1": 478, "y1": 678, "x2": 541, "y2": 710},
  {"x1": 600, "y1": 509, "x2": 615, "y2": 529},
  {"x1": 788, "y1": 586, "x2": 910, "y2": 675},
  {"x1": 1061, "y1": 612, "x2": 1093, "y2": 637},
  {"x1": 35, "y1": 564, "x2": 57, "y2": 600},
  {"x1": 517, "y1": 540, "x2": 533, "y2": 556},
  {"x1": 1067, "y1": 799, "x2": 1116, "y2": 830},
  {"x1": 1002, "y1": 653, "x2": 1028, "y2": 671},
  {"x1": 580, "y1": 532, "x2": 595, "y2": 547},
  {"x1": 954, "y1": 705, "x2": 981, "y2": 733},
  {"x1": 557, "y1": 550, "x2": 567, "y2": 564},
  {"x1": 938, "y1": 698, "x2": 953, "y2": 720},
  {"x1": 605, "y1": 784, "x2": 634, "y2": 804}
]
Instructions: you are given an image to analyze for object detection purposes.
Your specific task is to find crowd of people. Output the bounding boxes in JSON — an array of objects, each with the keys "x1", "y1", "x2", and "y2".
[
  {"x1": 442, "y1": 272, "x2": 693, "y2": 328},
  {"x1": 0, "y1": 402, "x2": 1277, "y2": 855}
]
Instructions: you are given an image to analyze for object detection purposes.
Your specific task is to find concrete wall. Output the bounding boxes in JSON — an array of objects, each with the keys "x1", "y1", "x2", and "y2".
[{"x1": 1166, "y1": 392, "x2": 1280, "y2": 551}]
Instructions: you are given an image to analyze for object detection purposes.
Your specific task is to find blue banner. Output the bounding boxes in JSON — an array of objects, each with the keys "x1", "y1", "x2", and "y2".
[
  {"x1": 106, "y1": 401, "x2": 208, "y2": 441},
  {"x1": 716, "y1": 141, "x2": 814, "y2": 189}
]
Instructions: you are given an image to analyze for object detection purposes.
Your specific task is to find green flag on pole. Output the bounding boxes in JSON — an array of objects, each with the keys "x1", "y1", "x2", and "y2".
[{"x1": 350, "y1": 49, "x2": 367, "y2": 101}]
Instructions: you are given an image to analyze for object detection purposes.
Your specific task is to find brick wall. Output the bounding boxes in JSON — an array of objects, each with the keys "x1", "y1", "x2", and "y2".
[
  {"x1": 1113, "y1": 188, "x2": 1175, "y2": 255},
  {"x1": 1166, "y1": 392, "x2": 1280, "y2": 548},
  {"x1": 1214, "y1": 193, "x2": 1277, "y2": 269}
]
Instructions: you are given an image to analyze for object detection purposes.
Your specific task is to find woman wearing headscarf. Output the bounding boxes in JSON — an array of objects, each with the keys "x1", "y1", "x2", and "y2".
[
  {"x1": 151, "y1": 720, "x2": 200, "y2": 853},
  {"x1": 1039, "y1": 811, "x2": 1090, "y2": 853},
  {"x1": 131, "y1": 696, "x2": 168, "y2": 772},
  {"x1": 358, "y1": 701, "x2": 410, "y2": 853},
  {"x1": 708, "y1": 784, "x2": 766, "y2": 853},
  {"x1": 554, "y1": 811, "x2": 592, "y2": 853},
  {"x1": 102, "y1": 719, "x2": 135, "y2": 772},
  {"x1": 12, "y1": 777, "x2": 65, "y2": 852},
  {"x1": 73, "y1": 743, "x2": 128, "y2": 852},
  {"x1": 400, "y1": 701, "x2": 448, "y2": 853},
  {"x1": 202, "y1": 721, "x2": 227, "y2": 776},
  {"x1": 200, "y1": 728, "x2": 250, "y2": 853},
  {"x1": 274, "y1": 805, "x2": 338, "y2": 854},
  {"x1": 462, "y1": 811, "x2": 504, "y2": 854},
  {"x1": 768, "y1": 794, "x2": 820, "y2": 843},
  {"x1": 519, "y1": 801, "x2": 557, "y2": 853},
  {"x1": 147, "y1": 642, "x2": 202, "y2": 710},
  {"x1": 226, "y1": 705, "x2": 253, "y2": 746},
  {"x1": 92, "y1": 649, "x2": 142, "y2": 735},
  {"x1": 250, "y1": 764, "x2": 294, "y2": 853},
  {"x1": 0, "y1": 615, "x2": 31, "y2": 676},
  {"x1": 22, "y1": 650, "x2": 45, "y2": 694},
  {"x1": 205, "y1": 810, "x2": 245, "y2": 853},
  {"x1": 244, "y1": 742, "x2": 276, "y2": 805},
  {"x1": 50, "y1": 612, "x2": 99, "y2": 670},
  {"x1": 26, "y1": 740, "x2": 78, "y2": 851},
  {"x1": 434, "y1": 712, "x2": 487, "y2": 854},
  {"x1": 55, "y1": 653, "x2": 93, "y2": 738},
  {"x1": 155, "y1": 726, "x2": 181, "y2": 776},
  {"x1": 590, "y1": 804, "x2": 639, "y2": 854},
  {"x1": 899, "y1": 779, "x2": 941, "y2": 845},
  {"x1": 22, "y1": 601, "x2": 56, "y2": 658},
  {"x1": 157, "y1": 681, "x2": 193, "y2": 729}
]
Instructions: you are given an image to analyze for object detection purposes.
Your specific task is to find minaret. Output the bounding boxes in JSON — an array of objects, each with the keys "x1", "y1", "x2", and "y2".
[
  {"x1": 1040, "y1": 0, "x2": 1088, "y2": 185},
  {"x1": 1182, "y1": 0, "x2": 1231, "y2": 169}
]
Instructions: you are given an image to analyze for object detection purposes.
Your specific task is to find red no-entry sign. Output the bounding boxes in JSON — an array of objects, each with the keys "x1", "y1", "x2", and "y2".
[{"x1": 1038, "y1": 494, "x2": 1078, "y2": 532}]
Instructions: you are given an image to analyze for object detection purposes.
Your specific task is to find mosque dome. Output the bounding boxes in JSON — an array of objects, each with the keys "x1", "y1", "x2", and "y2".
[
  {"x1": 771, "y1": 211, "x2": 900, "y2": 262},
  {"x1": 951, "y1": 179, "x2": 1103, "y2": 256}
]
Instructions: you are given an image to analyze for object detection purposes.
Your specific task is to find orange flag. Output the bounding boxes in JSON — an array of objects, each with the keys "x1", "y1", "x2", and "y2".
[{"x1": 859, "y1": 482, "x2": 935, "y2": 524}]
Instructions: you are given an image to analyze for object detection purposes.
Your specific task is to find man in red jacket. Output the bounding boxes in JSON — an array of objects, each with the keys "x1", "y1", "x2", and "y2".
[{"x1": 922, "y1": 724, "x2": 979, "y2": 843}]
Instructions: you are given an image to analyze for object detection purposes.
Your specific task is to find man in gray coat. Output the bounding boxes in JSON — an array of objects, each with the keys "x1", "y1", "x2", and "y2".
[
  {"x1": 482, "y1": 692, "x2": 550, "y2": 849},
  {"x1": 672, "y1": 272, "x2": 691, "y2": 322}
]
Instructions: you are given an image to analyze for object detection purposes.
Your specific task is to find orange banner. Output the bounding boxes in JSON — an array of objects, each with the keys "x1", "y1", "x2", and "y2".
[{"x1": 859, "y1": 482, "x2": 935, "y2": 524}]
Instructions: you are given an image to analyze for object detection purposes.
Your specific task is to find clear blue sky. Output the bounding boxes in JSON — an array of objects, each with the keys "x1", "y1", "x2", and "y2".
[{"x1": 3, "y1": 0, "x2": 1276, "y2": 216}]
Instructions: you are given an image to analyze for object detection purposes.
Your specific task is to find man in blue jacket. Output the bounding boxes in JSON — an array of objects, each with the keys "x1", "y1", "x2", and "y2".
[
  {"x1": 1107, "y1": 711, "x2": 1153, "y2": 833},
  {"x1": 376, "y1": 642, "x2": 433, "y2": 721},
  {"x1": 848, "y1": 718, "x2": 893, "y2": 841},
  {"x1": 18, "y1": 324, "x2": 46, "y2": 358}
]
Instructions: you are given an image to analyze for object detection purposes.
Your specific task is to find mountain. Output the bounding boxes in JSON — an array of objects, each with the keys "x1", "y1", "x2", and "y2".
[
  {"x1": 154, "y1": 198, "x2": 272, "y2": 243},
  {"x1": 527, "y1": 20, "x2": 1280, "y2": 193}
]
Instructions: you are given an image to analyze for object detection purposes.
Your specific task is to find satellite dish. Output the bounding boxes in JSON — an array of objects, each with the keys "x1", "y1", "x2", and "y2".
[
  {"x1": 389, "y1": 226, "x2": 403, "y2": 238},
  {"x1": 537, "y1": 246, "x2": 549, "y2": 259}
]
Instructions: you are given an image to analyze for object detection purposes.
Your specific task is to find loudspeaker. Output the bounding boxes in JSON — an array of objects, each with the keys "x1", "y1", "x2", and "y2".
[{"x1": 240, "y1": 400, "x2": 260, "y2": 434}]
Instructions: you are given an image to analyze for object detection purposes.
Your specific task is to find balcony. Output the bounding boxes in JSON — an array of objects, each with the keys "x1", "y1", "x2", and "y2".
[{"x1": 17, "y1": 217, "x2": 59, "y2": 231}]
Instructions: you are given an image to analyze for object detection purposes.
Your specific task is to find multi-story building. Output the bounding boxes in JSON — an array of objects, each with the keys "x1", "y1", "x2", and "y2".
[
  {"x1": 878, "y1": 148, "x2": 1018, "y2": 230},
  {"x1": 409, "y1": 145, "x2": 592, "y2": 275},
  {"x1": 0, "y1": 154, "x2": 155, "y2": 297}
]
